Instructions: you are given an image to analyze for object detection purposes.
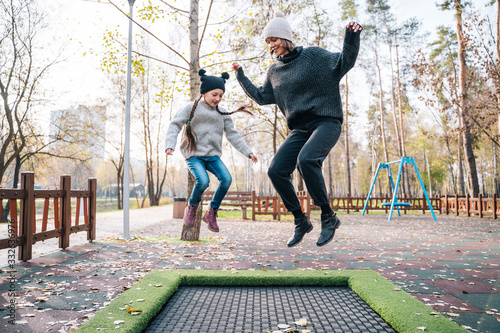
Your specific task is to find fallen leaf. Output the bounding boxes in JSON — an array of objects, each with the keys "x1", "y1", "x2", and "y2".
[
  {"x1": 294, "y1": 318, "x2": 309, "y2": 326},
  {"x1": 125, "y1": 305, "x2": 142, "y2": 314}
]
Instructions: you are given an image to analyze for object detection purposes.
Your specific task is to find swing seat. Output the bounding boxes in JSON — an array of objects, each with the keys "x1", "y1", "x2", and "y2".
[{"x1": 381, "y1": 202, "x2": 411, "y2": 207}]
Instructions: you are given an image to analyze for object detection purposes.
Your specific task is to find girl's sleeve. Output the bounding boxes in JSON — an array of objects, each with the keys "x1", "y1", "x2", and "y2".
[
  {"x1": 332, "y1": 28, "x2": 361, "y2": 79},
  {"x1": 164, "y1": 103, "x2": 191, "y2": 151},
  {"x1": 235, "y1": 67, "x2": 275, "y2": 105},
  {"x1": 223, "y1": 116, "x2": 252, "y2": 157}
]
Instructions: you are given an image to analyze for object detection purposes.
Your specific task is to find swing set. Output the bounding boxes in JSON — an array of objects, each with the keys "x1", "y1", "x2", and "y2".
[{"x1": 362, "y1": 156, "x2": 436, "y2": 221}]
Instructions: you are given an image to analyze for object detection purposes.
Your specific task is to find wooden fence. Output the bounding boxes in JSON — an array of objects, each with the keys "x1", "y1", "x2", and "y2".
[
  {"x1": 440, "y1": 194, "x2": 499, "y2": 219},
  {"x1": 250, "y1": 191, "x2": 499, "y2": 220},
  {"x1": 0, "y1": 172, "x2": 96, "y2": 261}
]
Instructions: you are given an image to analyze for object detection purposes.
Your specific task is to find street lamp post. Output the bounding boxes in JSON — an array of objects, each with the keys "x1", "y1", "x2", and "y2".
[{"x1": 123, "y1": 0, "x2": 136, "y2": 240}]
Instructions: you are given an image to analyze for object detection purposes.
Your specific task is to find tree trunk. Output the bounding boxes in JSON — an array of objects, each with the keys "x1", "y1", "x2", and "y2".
[
  {"x1": 455, "y1": 0, "x2": 479, "y2": 197},
  {"x1": 457, "y1": 124, "x2": 465, "y2": 195},
  {"x1": 395, "y1": 34, "x2": 410, "y2": 196},
  {"x1": 374, "y1": 34, "x2": 391, "y2": 196},
  {"x1": 230, "y1": 146, "x2": 239, "y2": 191},
  {"x1": 181, "y1": 0, "x2": 201, "y2": 241},
  {"x1": 495, "y1": 0, "x2": 500, "y2": 194},
  {"x1": 375, "y1": 36, "x2": 389, "y2": 165}
]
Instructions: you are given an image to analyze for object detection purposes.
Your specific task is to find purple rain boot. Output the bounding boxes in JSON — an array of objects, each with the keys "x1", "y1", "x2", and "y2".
[
  {"x1": 184, "y1": 204, "x2": 198, "y2": 227},
  {"x1": 202, "y1": 207, "x2": 219, "y2": 232}
]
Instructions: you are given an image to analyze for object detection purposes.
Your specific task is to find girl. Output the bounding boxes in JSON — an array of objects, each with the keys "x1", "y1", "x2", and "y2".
[
  {"x1": 165, "y1": 69, "x2": 258, "y2": 232},
  {"x1": 232, "y1": 11, "x2": 362, "y2": 247}
]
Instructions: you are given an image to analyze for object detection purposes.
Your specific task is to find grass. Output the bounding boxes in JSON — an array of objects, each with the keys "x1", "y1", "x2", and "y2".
[
  {"x1": 103, "y1": 235, "x2": 217, "y2": 244},
  {"x1": 76, "y1": 270, "x2": 467, "y2": 333}
]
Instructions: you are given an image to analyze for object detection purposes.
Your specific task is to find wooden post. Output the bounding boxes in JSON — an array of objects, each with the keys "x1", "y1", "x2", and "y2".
[
  {"x1": 466, "y1": 193, "x2": 470, "y2": 217},
  {"x1": 305, "y1": 192, "x2": 311, "y2": 219},
  {"x1": 251, "y1": 190, "x2": 256, "y2": 221},
  {"x1": 277, "y1": 196, "x2": 281, "y2": 221},
  {"x1": 19, "y1": 172, "x2": 34, "y2": 261},
  {"x1": 60, "y1": 175, "x2": 71, "y2": 249},
  {"x1": 455, "y1": 194, "x2": 459, "y2": 216},
  {"x1": 493, "y1": 193, "x2": 497, "y2": 220},
  {"x1": 88, "y1": 178, "x2": 97, "y2": 242},
  {"x1": 445, "y1": 194, "x2": 449, "y2": 215},
  {"x1": 347, "y1": 193, "x2": 350, "y2": 214},
  {"x1": 478, "y1": 193, "x2": 483, "y2": 218}
]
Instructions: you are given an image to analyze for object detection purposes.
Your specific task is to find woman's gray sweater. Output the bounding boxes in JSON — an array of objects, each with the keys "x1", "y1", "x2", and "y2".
[
  {"x1": 165, "y1": 100, "x2": 252, "y2": 159},
  {"x1": 235, "y1": 28, "x2": 360, "y2": 129}
]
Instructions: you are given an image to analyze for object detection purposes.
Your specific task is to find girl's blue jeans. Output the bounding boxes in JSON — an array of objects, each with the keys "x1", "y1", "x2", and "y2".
[{"x1": 185, "y1": 156, "x2": 232, "y2": 209}]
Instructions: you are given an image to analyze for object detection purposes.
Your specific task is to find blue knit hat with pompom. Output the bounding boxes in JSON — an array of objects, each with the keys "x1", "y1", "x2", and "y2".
[{"x1": 199, "y1": 69, "x2": 230, "y2": 94}]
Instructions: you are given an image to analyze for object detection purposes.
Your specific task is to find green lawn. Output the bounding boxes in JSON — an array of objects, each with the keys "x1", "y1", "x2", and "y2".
[{"x1": 77, "y1": 269, "x2": 467, "y2": 333}]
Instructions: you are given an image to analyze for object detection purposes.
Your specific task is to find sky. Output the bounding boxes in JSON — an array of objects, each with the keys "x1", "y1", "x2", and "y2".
[
  {"x1": 39, "y1": 0, "x2": 475, "y2": 107},
  {"x1": 38, "y1": 0, "x2": 495, "y2": 151}
]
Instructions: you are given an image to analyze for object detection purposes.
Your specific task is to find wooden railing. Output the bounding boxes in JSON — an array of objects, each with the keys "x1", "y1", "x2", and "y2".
[
  {"x1": 251, "y1": 190, "x2": 311, "y2": 221},
  {"x1": 440, "y1": 194, "x2": 498, "y2": 219},
  {"x1": 250, "y1": 191, "x2": 500, "y2": 220},
  {"x1": 202, "y1": 191, "x2": 253, "y2": 219},
  {"x1": 0, "y1": 172, "x2": 96, "y2": 261},
  {"x1": 250, "y1": 191, "x2": 442, "y2": 221}
]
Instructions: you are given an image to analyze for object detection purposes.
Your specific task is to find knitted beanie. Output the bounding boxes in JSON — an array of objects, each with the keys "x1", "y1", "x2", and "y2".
[
  {"x1": 263, "y1": 10, "x2": 292, "y2": 41},
  {"x1": 199, "y1": 69, "x2": 230, "y2": 94}
]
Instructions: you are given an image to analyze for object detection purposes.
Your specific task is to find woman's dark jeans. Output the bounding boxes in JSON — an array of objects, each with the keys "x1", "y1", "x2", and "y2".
[{"x1": 267, "y1": 117, "x2": 341, "y2": 212}]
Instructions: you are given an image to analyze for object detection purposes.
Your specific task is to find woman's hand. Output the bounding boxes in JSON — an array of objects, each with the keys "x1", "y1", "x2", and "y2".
[
  {"x1": 166, "y1": 148, "x2": 174, "y2": 155},
  {"x1": 249, "y1": 153, "x2": 258, "y2": 163},
  {"x1": 232, "y1": 62, "x2": 241, "y2": 71},
  {"x1": 347, "y1": 21, "x2": 363, "y2": 33}
]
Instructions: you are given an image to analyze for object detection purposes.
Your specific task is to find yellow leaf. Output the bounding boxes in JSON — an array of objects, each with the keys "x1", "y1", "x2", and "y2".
[{"x1": 125, "y1": 305, "x2": 142, "y2": 313}]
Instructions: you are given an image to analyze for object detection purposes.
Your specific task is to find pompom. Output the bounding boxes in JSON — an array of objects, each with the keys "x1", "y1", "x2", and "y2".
[
  {"x1": 274, "y1": 10, "x2": 284, "y2": 18},
  {"x1": 198, "y1": 68, "x2": 206, "y2": 76},
  {"x1": 221, "y1": 72, "x2": 230, "y2": 80}
]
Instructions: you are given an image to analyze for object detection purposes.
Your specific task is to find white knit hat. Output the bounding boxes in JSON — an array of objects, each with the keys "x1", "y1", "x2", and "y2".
[{"x1": 263, "y1": 10, "x2": 292, "y2": 41}]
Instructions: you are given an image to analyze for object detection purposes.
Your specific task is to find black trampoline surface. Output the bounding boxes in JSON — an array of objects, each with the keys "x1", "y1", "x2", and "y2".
[{"x1": 144, "y1": 286, "x2": 396, "y2": 333}]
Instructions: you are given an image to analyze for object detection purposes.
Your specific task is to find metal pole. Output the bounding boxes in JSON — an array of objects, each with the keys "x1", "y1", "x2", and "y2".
[{"x1": 123, "y1": 0, "x2": 136, "y2": 239}]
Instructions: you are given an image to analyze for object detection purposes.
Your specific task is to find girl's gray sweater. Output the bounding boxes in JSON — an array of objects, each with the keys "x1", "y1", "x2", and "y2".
[
  {"x1": 165, "y1": 100, "x2": 252, "y2": 159},
  {"x1": 235, "y1": 28, "x2": 360, "y2": 129}
]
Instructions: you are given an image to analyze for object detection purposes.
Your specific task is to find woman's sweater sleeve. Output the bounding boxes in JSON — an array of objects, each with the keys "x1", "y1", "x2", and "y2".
[
  {"x1": 164, "y1": 104, "x2": 191, "y2": 151},
  {"x1": 333, "y1": 28, "x2": 361, "y2": 79},
  {"x1": 223, "y1": 116, "x2": 252, "y2": 157},
  {"x1": 235, "y1": 67, "x2": 275, "y2": 105}
]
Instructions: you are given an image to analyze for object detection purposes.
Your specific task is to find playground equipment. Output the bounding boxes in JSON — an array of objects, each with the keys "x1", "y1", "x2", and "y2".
[{"x1": 362, "y1": 156, "x2": 437, "y2": 221}]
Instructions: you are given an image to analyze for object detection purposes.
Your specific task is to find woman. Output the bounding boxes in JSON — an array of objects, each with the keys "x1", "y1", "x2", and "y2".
[{"x1": 232, "y1": 11, "x2": 362, "y2": 247}]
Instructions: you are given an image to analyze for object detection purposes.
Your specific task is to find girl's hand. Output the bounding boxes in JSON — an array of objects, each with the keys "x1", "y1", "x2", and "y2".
[
  {"x1": 232, "y1": 62, "x2": 241, "y2": 71},
  {"x1": 249, "y1": 153, "x2": 258, "y2": 163},
  {"x1": 347, "y1": 21, "x2": 363, "y2": 33},
  {"x1": 166, "y1": 148, "x2": 174, "y2": 155}
]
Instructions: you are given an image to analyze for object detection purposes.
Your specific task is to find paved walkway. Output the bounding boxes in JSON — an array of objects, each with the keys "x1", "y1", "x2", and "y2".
[{"x1": 0, "y1": 207, "x2": 499, "y2": 332}]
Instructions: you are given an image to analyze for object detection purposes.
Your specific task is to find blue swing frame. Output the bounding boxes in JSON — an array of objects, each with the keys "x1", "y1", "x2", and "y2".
[{"x1": 361, "y1": 156, "x2": 437, "y2": 221}]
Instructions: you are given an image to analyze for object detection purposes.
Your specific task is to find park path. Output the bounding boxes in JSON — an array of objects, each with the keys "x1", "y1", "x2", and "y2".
[{"x1": 0, "y1": 207, "x2": 499, "y2": 332}]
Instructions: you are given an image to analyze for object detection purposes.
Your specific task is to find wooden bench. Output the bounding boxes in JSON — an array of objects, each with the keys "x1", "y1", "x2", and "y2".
[{"x1": 201, "y1": 191, "x2": 252, "y2": 220}]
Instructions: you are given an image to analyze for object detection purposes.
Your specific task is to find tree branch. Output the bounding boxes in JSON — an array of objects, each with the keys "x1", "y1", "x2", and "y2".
[
  {"x1": 107, "y1": 0, "x2": 189, "y2": 66},
  {"x1": 197, "y1": 0, "x2": 213, "y2": 59},
  {"x1": 159, "y1": 0, "x2": 188, "y2": 14}
]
